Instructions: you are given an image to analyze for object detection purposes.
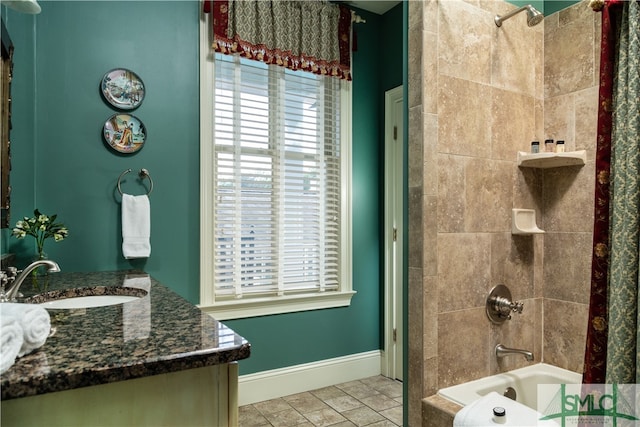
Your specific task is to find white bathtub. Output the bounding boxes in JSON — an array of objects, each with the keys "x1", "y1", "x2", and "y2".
[{"x1": 438, "y1": 363, "x2": 582, "y2": 411}]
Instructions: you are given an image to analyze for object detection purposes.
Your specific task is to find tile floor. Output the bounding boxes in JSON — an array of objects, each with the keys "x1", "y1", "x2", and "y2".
[{"x1": 239, "y1": 375, "x2": 403, "y2": 426}]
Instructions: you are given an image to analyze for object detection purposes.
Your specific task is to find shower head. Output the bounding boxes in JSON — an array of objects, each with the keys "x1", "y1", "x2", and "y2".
[
  {"x1": 525, "y1": 6, "x2": 545, "y2": 26},
  {"x1": 495, "y1": 4, "x2": 544, "y2": 27}
]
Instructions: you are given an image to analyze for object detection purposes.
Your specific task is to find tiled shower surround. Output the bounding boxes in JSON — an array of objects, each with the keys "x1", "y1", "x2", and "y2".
[{"x1": 407, "y1": 1, "x2": 600, "y2": 425}]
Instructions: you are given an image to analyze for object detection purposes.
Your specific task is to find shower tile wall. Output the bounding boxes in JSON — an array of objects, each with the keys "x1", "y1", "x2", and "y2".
[
  {"x1": 541, "y1": 2, "x2": 599, "y2": 373},
  {"x1": 408, "y1": 1, "x2": 600, "y2": 425}
]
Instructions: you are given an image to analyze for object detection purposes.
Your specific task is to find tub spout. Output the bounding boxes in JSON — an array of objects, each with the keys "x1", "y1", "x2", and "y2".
[{"x1": 495, "y1": 344, "x2": 534, "y2": 362}]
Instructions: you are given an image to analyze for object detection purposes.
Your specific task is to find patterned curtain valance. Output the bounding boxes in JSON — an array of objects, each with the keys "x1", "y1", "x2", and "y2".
[{"x1": 204, "y1": 0, "x2": 352, "y2": 80}]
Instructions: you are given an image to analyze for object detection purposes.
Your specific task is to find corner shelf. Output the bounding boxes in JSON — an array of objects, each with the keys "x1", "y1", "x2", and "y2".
[{"x1": 517, "y1": 150, "x2": 586, "y2": 169}]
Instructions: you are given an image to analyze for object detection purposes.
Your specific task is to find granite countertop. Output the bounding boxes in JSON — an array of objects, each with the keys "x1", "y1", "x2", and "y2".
[{"x1": 0, "y1": 270, "x2": 250, "y2": 400}]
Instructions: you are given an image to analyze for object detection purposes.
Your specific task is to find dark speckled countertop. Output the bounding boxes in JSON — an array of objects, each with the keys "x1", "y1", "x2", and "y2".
[{"x1": 0, "y1": 270, "x2": 250, "y2": 400}]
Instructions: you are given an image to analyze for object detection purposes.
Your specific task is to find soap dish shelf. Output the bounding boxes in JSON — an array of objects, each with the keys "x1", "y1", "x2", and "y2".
[
  {"x1": 512, "y1": 209, "x2": 544, "y2": 235},
  {"x1": 517, "y1": 150, "x2": 586, "y2": 169}
]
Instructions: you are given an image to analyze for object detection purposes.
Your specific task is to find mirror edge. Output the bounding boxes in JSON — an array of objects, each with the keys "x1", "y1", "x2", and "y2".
[{"x1": 1, "y1": 18, "x2": 14, "y2": 229}]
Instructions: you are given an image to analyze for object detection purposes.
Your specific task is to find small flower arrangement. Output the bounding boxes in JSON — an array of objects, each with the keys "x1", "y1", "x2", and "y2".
[{"x1": 12, "y1": 209, "x2": 69, "y2": 258}]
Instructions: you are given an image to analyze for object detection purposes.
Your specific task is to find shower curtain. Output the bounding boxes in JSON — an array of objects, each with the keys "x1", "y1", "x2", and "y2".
[{"x1": 583, "y1": 0, "x2": 640, "y2": 385}]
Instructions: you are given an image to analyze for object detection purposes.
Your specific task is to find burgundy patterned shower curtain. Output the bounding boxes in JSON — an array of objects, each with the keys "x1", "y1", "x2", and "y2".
[{"x1": 582, "y1": 0, "x2": 622, "y2": 384}]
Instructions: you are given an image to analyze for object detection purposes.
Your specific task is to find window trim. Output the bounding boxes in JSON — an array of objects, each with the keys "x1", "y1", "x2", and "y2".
[{"x1": 198, "y1": 12, "x2": 354, "y2": 320}]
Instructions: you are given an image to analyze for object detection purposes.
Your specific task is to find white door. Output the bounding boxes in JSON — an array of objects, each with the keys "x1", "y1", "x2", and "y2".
[{"x1": 383, "y1": 85, "x2": 403, "y2": 381}]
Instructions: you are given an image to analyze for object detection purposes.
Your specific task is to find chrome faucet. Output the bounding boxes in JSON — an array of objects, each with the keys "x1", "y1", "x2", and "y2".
[
  {"x1": 495, "y1": 344, "x2": 534, "y2": 362},
  {"x1": 0, "y1": 260, "x2": 61, "y2": 302},
  {"x1": 486, "y1": 285, "x2": 524, "y2": 324}
]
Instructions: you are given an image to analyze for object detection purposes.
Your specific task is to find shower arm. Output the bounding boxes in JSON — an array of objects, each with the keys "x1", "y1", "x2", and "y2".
[
  {"x1": 495, "y1": 4, "x2": 543, "y2": 27},
  {"x1": 495, "y1": 5, "x2": 529, "y2": 26}
]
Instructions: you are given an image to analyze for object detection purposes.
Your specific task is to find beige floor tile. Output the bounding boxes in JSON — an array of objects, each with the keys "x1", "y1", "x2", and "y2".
[
  {"x1": 283, "y1": 392, "x2": 330, "y2": 414},
  {"x1": 360, "y1": 393, "x2": 402, "y2": 412},
  {"x1": 253, "y1": 398, "x2": 293, "y2": 415},
  {"x1": 379, "y1": 406, "x2": 403, "y2": 425},
  {"x1": 372, "y1": 382, "x2": 403, "y2": 399},
  {"x1": 310, "y1": 385, "x2": 349, "y2": 401},
  {"x1": 303, "y1": 407, "x2": 347, "y2": 426},
  {"x1": 367, "y1": 420, "x2": 399, "y2": 427},
  {"x1": 239, "y1": 376, "x2": 403, "y2": 427},
  {"x1": 341, "y1": 405, "x2": 386, "y2": 426},
  {"x1": 239, "y1": 405, "x2": 271, "y2": 426},
  {"x1": 338, "y1": 382, "x2": 382, "y2": 400},
  {"x1": 325, "y1": 395, "x2": 365, "y2": 412},
  {"x1": 264, "y1": 408, "x2": 309, "y2": 427}
]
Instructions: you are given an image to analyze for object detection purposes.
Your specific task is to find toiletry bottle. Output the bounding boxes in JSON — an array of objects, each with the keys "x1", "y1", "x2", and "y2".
[
  {"x1": 531, "y1": 141, "x2": 540, "y2": 153},
  {"x1": 493, "y1": 407, "x2": 506, "y2": 424},
  {"x1": 555, "y1": 140, "x2": 565, "y2": 153},
  {"x1": 544, "y1": 139, "x2": 555, "y2": 152}
]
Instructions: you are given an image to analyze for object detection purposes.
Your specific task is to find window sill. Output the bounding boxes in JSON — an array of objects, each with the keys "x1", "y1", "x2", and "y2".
[{"x1": 198, "y1": 291, "x2": 356, "y2": 320}]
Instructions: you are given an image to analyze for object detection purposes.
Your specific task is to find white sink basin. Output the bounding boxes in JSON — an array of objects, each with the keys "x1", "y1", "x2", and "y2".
[{"x1": 40, "y1": 295, "x2": 141, "y2": 309}]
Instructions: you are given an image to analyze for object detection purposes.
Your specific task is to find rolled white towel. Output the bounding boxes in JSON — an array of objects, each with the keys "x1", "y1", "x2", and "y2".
[
  {"x1": 0, "y1": 303, "x2": 51, "y2": 357},
  {"x1": 0, "y1": 314, "x2": 24, "y2": 374}
]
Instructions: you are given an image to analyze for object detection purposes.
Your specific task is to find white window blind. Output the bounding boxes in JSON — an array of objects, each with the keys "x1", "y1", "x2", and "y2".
[{"x1": 212, "y1": 53, "x2": 343, "y2": 302}]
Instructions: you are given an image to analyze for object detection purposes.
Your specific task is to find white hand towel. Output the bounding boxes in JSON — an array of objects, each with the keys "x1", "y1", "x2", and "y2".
[
  {"x1": 122, "y1": 193, "x2": 151, "y2": 259},
  {"x1": 0, "y1": 314, "x2": 23, "y2": 374},
  {"x1": 1, "y1": 303, "x2": 51, "y2": 357}
]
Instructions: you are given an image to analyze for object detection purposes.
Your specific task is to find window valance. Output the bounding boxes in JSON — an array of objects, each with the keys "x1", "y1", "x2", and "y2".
[{"x1": 203, "y1": 0, "x2": 352, "y2": 80}]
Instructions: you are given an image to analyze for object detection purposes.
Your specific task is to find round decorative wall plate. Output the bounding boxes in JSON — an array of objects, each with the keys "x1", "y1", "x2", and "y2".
[
  {"x1": 103, "y1": 114, "x2": 146, "y2": 154},
  {"x1": 101, "y1": 68, "x2": 145, "y2": 110}
]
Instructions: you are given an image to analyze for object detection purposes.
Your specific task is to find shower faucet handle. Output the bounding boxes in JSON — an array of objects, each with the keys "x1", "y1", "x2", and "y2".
[
  {"x1": 493, "y1": 296, "x2": 524, "y2": 319},
  {"x1": 486, "y1": 284, "x2": 524, "y2": 324},
  {"x1": 510, "y1": 300, "x2": 524, "y2": 314}
]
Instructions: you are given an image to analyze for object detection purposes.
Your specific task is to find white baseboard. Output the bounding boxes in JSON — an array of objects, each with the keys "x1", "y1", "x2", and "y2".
[{"x1": 238, "y1": 350, "x2": 382, "y2": 406}]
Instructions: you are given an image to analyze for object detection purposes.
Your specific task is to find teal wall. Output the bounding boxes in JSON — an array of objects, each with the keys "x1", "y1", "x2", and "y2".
[
  {"x1": 2, "y1": 1, "x2": 398, "y2": 375},
  {"x1": 380, "y1": 4, "x2": 403, "y2": 92},
  {"x1": 3, "y1": 1, "x2": 201, "y2": 303},
  {"x1": 509, "y1": 0, "x2": 545, "y2": 13},
  {"x1": 1, "y1": 10, "x2": 36, "y2": 254},
  {"x1": 543, "y1": 1, "x2": 580, "y2": 15},
  {"x1": 509, "y1": 0, "x2": 580, "y2": 15}
]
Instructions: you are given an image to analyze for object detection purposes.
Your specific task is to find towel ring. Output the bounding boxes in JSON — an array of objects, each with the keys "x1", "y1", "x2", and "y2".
[{"x1": 117, "y1": 168, "x2": 153, "y2": 196}]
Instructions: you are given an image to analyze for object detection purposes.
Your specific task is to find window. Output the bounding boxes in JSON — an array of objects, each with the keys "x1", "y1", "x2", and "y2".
[{"x1": 199, "y1": 18, "x2": 354, "y2": 320}]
